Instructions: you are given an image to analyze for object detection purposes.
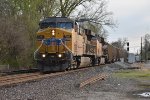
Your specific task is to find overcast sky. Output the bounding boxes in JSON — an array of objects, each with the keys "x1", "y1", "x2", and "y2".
[{"x1": 107, "y1": 0, "x2": 150, "y2": 53}]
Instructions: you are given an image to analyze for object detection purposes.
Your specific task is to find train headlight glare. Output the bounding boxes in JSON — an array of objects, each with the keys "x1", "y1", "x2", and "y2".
[
  {"x1": 58, "y1": 54, "x2": 62, "y2": 58},
  {"x1": 42, "y1": 54, "x2": 46, "y2": 58},
  {"x1": 52, "y1": 30, "x2": 55, "y2": 36}
]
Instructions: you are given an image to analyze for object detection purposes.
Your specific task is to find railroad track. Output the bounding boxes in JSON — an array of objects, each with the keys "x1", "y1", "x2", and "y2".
[
  {"x1": 79, "y1": 73, "x2": 108, "y2": 88},
  {"x1": 0, "y1": 71, "x2": 73, "y2": 87},
  {"x1": 0, "y1": 66, "x2": 102, "y2": 87},
  {"x1": 0, "y1": 73, "x2": 40, "y2": 87}
]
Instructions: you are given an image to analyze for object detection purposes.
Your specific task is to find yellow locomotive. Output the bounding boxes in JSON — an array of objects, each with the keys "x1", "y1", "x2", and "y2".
[{"x1": 34, "y1": 17, "x2": 105, "y2": 72}]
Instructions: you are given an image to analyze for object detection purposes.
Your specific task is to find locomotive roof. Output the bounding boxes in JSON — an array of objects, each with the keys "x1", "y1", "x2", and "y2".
[{"x1": 40, "y1": 17, "x2": 74, "y2": 23}]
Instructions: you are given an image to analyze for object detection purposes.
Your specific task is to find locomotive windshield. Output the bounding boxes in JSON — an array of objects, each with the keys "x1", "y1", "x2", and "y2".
[
  {"x1": 39, "y1": 22, "x2": 73, "y2": 29},
  {"x1": 39, "y1": 22, "x2": 56, "y2": 29},
  {"x1": 39, "y1": 17, "x2": 74, "y2": 29},
  {"x1": 57, "y1": 22, "x2": 73, "y2": 29}
]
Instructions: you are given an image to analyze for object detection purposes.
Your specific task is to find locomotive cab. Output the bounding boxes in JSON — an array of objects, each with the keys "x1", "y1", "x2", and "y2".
[{"x1": 35, "y1": 17, "x2": 75, "y2": 72}]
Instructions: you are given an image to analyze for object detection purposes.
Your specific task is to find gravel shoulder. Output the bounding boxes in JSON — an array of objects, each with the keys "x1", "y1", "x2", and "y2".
[{"x1": 0, "y1": 63, "x2": 150, "y2": 100}]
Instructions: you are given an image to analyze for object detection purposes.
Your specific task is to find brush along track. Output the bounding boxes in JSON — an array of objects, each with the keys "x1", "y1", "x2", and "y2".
[{"x1": 0, "y1": 66, "x2": 97, "y2": 87}]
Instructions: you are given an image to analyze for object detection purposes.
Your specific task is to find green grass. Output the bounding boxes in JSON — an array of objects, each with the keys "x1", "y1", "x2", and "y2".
[
  {"x1": 113, "y1": 70, "x2": 150, "y2": 80},
  {"x1": 139, "y1": 84, "x2": 150, "y2": 88}
]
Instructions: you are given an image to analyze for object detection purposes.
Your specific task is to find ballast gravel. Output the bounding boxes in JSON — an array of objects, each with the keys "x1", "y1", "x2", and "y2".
[{"x1": 0, "y1": 63, "x2": 148, "y2": 100}]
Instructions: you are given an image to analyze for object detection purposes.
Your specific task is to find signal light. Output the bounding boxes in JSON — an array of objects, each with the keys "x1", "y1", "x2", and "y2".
[
  {"x1": 127, "y1": 42, "x2": 129, "y2": 46},
  {"x1": 127, "y1": 47, "x2": 129, "y2": 51},
  {"x1": 127, "y1": 42, "x2": 129, "y2": 51}
]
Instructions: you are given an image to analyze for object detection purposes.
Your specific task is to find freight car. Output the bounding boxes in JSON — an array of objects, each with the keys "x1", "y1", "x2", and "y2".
[
  {"x1": 34, "y1": 17, "x2": 106, "y2": 72},
  {"x1": 103, "y1": 43, "x2": 128, "y2": 63}
]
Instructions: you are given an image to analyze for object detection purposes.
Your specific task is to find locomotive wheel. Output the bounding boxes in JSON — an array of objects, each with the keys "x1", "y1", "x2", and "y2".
[
  {"x1": 71, "y1": 63, "x2": 77, "y2": 69},
  {"x1": 66, "y1": 67, "x2": 70, "y2": 71},
  {"x1": 66, "y1": 62, "x2": 78, "y2": 70},
  {"x1": 73, "y1": 64, "x2": 77, "y2": 69}
]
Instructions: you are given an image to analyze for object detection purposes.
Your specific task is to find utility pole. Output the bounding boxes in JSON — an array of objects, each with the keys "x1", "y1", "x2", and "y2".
[
  {"x1": 145, "y1": 37, "x2": 147, "y2": 61},
  {"x1": 141, "y1": 37, "x2": 143, "y2": 62}
]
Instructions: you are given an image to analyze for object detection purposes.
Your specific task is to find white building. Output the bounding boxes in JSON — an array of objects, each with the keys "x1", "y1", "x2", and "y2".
[{"x1": 128, "y1": 53, "x2": 135, "y2": 63}]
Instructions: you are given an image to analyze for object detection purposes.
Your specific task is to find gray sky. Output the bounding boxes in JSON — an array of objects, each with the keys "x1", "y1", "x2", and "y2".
[{"x1": 107, "y1": 0, "x2": 150, "y2": 53}]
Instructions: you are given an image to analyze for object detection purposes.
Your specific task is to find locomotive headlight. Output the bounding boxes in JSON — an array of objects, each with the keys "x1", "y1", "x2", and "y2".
[
  {"x1": 52, "y1": 30, "x2": 55, "y2": 36},
  {"x1": 58, "y1": 54, "x2": 62, "y2": 58},
  {"x1": 42, "y1": 54, "x2": 46, "y2": 58}
]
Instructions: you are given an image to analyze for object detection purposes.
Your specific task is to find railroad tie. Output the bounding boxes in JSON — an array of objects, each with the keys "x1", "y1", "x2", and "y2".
[{"x1": 79, "y1": 73, "x2": 108, "y2": 88}]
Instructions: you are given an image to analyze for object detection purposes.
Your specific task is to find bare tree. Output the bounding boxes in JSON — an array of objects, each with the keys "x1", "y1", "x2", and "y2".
[
  {"x1": 142, "y1": 34, "x2": 150, "y2": 60},
  {"x1": 56, "y1": 0, "x2": 92, "y2": 17},
  {"x1": 71, "y1": 0, "x2": 116, "y2": 37},
  {"x1": 111, "y1": 38, "x2": 128, "y2": 49},
  {"x1": 56, "y1": 0, "x2": 115, "y2": 27}
]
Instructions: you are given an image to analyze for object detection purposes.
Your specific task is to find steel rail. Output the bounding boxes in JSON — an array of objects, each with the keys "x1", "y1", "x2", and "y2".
[{"x1": 0, "y1": 66, "x2": 98, "y2": 87}]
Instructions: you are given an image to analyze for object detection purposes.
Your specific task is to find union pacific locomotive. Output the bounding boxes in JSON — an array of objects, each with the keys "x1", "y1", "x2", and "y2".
[{"x1": 34, "y1": 17, "x2": 127, "y2": 72}]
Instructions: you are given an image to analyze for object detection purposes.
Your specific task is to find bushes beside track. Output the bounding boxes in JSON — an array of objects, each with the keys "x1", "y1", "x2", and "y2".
[{"x1": 0, "y1": 17, "x2": 37, "y2": 70}]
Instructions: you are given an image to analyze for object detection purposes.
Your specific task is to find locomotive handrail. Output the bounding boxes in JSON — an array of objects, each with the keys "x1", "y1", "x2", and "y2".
[
  {"x1": 60, "y1": 39, "x2": 73, "y2": 54},
  {"x1": 43, "y1": 38, "x2": 73, "y2": 54},
  {"x1": 34, "y1": 40, "x2": 44, "y2": 60},
  {"x1": 34, "y1": 38, "x2": 73, "y2": 60}
]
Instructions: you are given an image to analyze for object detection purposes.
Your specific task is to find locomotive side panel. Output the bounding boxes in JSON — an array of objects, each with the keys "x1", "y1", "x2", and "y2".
[
  {"x1": 96, "y1": 40, "x2": 103, "y2": 57},
  {"x1": 71, "y1": 29, "x2": 77, "y2": 55},
  {"x1": 76, "y1": 35, "x2": 84, "y2": 56}
]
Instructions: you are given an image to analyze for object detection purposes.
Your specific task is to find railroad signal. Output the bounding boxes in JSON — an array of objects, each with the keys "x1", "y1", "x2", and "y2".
[
  {"x1": 127, "y1": 42, "x2": 129, "y2": 46},
  {"x1": 127, "y1": 42, "x2": 129, "y2": 51},
  {"x1": 127, "y1": 47, "x2": 129, "y2": 51}
]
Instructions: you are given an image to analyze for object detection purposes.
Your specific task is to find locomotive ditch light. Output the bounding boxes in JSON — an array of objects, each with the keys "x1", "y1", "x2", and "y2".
[
  {"x1": 42, "y1": 54, "x2": 46, "y2": 58},
  {"x1": 58, "y1": 54, "x2": 62, "y2": 58},
  {"x1": 52, "y1": 30, "x2": 55, "y2": 36}
]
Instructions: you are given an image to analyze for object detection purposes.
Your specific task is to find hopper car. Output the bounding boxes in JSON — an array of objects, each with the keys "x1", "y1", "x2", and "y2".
[{"x1": 103, "y1": 43, "x2": 128, "y2": 63}]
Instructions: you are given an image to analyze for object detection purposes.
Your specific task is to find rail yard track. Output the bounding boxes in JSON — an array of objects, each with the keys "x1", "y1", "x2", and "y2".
[{"x1": 0, "y1": 66, "x2": 102, "y2": 87}]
